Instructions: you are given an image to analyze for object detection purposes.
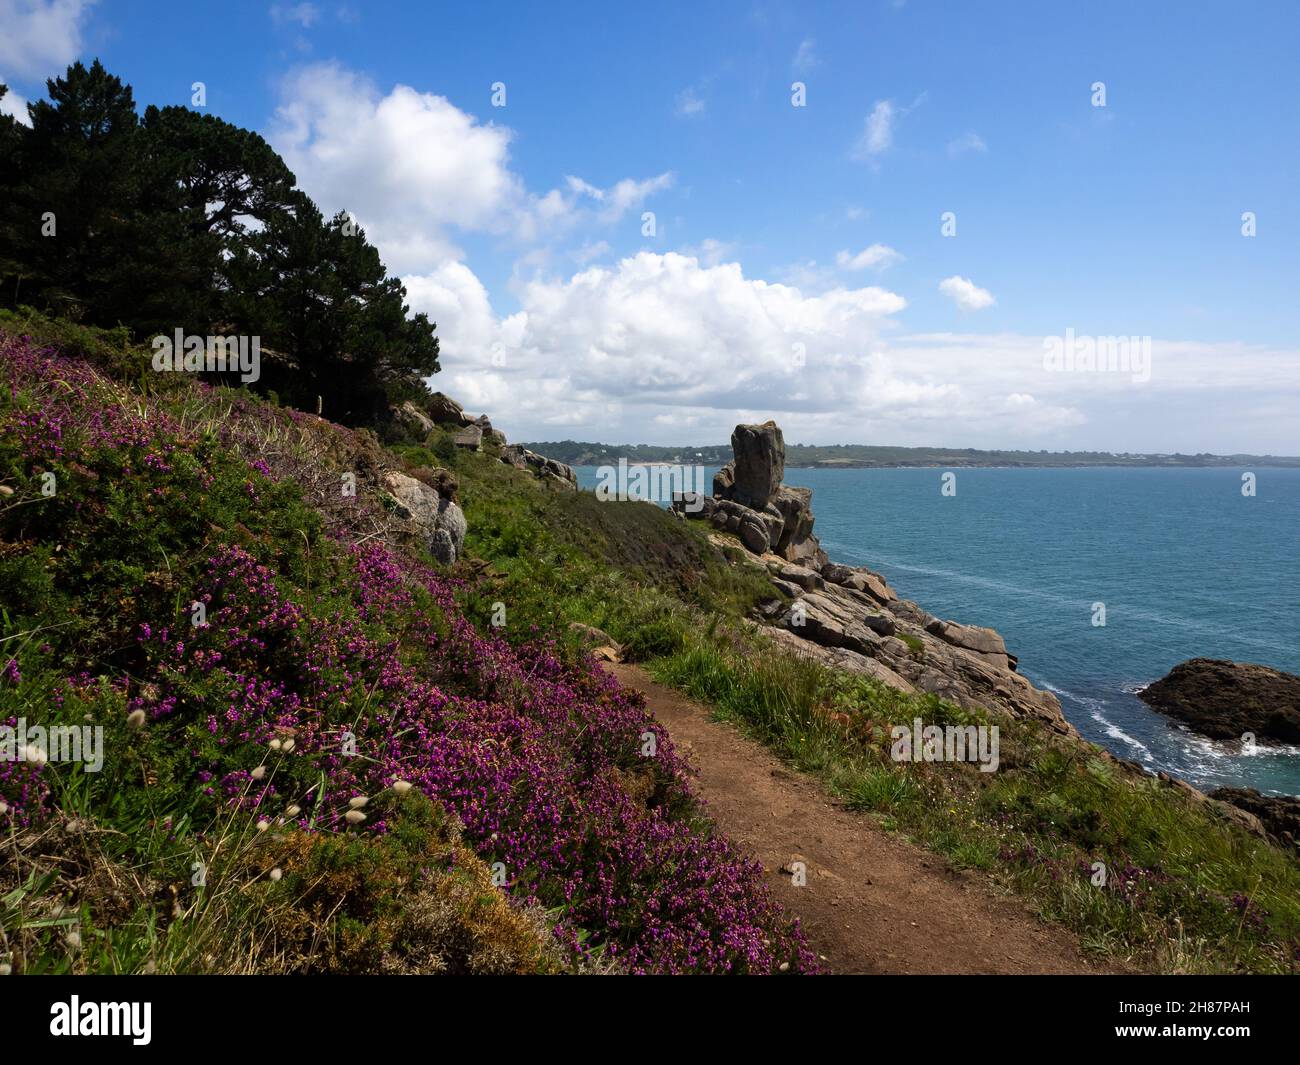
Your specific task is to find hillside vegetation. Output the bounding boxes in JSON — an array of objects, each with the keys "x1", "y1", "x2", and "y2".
[
  {"x1": 4, "y1": 316, "x2": 1299, "y2": 975},
  {"x1": 0, "y1": 317, "x2": 814, "y2": 974}
]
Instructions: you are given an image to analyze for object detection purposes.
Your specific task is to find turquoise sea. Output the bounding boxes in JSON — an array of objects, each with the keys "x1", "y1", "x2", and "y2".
[{"x1": 574, "y1": 464, "x2": 1300, "y2": 796}]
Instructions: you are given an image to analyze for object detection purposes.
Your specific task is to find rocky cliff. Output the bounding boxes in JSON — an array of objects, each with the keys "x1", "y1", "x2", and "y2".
[{"x1": 673, "y1": 421, "x2": 1072, "y2": 734}]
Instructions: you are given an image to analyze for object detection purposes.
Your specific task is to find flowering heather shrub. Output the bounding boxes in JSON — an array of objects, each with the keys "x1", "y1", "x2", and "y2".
[{"x1": 0, "y1": 332, "x2": 815, "y2": 974}]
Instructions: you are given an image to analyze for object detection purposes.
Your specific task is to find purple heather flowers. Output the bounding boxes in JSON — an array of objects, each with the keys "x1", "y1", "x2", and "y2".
[{"x1": 0, "y1": 332, "x2": 814, "y2": 974}]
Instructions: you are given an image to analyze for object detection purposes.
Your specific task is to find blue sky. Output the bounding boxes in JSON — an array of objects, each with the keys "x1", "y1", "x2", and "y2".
[{"x1": 3, "y1": 1, "x2": 1299, "y2": 451}]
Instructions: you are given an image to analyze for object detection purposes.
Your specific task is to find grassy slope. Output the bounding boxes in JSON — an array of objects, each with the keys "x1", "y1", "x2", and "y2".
[
  {"x1": 454, "y1": 424, "x2": 1300, "y2": 973},
  {"x1": 0, "y1": 315, "x2": 812, "y2": 975},
  {"x1": 4, "y1": 312, "x2": 1298, "y2": 975}
]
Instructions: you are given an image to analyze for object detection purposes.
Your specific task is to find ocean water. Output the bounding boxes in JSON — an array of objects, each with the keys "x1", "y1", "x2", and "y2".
[{"x1": 574, "y1": 464, "x2": 1300, "y2": 796}]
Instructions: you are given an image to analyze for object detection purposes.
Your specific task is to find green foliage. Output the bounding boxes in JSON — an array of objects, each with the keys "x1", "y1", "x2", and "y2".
[
  {"x1": 0, "y1": 306, "x2": 143, "y2": 378},
  {"x1": 0, "y1": 61, "x2": 439, "y2": 430},
  {"x1": 233, "y1": 794, "x2": 566, "y2": 974},
  {"x1": 225, "y1": 196, "x2": 439, "y2": 426}
]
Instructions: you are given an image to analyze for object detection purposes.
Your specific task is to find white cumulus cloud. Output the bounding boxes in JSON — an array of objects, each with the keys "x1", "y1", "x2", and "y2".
[
  {"x1": 836, "y1": 244, "x2": 902, "y2": 271},
  {"x1": 0, "y1": 82, "x2": 30, "y2": 124},
  {"x1": 0, "y1": 0, "x2": 92, "y2": 83},
  {"x1": 939, "y1": 275, "x2": 996, "y2": 311},
  {"x1": 853, "y1": 100, "x2": 895, "y2": 159},
  {"x1": 268, "y1": 62, "x2": 673, "y2": 274},
  {"x1": 947, "y1": 131, "x2": 988, "y2": 157}
]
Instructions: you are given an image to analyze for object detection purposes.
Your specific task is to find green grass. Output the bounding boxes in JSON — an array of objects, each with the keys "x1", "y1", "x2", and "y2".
[
  {"x1": 429, "y1": 439, "x2": 774, "y2": 654},
  {"x1": 641, "y1": 629, "x2": 1300, "y2": 973},
  {"x1": 895, "y1": 633, "x2": 924, "y2": 655}
]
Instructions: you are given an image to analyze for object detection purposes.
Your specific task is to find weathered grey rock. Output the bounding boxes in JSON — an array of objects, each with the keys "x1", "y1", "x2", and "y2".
[
  {"x1": 785, "y1": 592, "x2": 883, "y2": 657},
  {"x1": 738, "y1": 514, "x2": 770, "y2": 554},
  {"x1": 821, "y1": 563, "x2": 855, "y2": 585},
  {"x1": 881, "y1": 635, "x2": 913, "y2": 658},
  {"x1": 862, "y1": 614, "x2": 896, "y2": 637},
  {"x1": 925, "y1": 619, "x2": 1011, "y2": 670},
  {"x1": 887, "y1": 598, "x2": 929, "y2": 624},
  {"x1": 382, "y1": 470, "x2": 466, "y2": 564},
  {"x1": 568, "y1": 622, "x2": 622, "y2": 653},
  {"x1": 704, "y1": 422, "x2": 823, "y2": 561},
  {"x1": 760, "y1": 626, "x2": 918, "y2": 695},
  {"x1": 713, "y1": 462, "x2": 735, "y2": 499},
  {"x1": 541, "y1": 457, "x2": 577, "y2": 487},
  {"x1": 771, "y1": 485, "x2": 814, "y2": 553},
  {"x1": 1208, "y1": 787, "x2": 1300, "y2": 849},
  {"x1": 500, "y1": 445, "x2": 577, "y2": 489},
  {"x1": 671, "y1": 491, "x2": 716, "y2": 519},
  {"x1": 841, "y1": 569, "x2": 897, "y2": 603},
  {"x1": 729, "y1": 421, "x2": 785, "y2": 509},
  {"x1": 470, "y1": 414, "x2": 506, "y2": 446},
  {"x1": 453, "y1": 424, "x2": 483, "y2": 450},
  {"x1": 778, "y1": 563, "x2": 824, "y2": 591},
  {"x1": 784, "y1": 534, "x2": 828, "y2": 570},
  {"x1": 393, "y1": 400, "x2": 434, "y2": 436},
  {"x1": 758, "y1": 504, "x2": 785, "y2": 549},
  {"x1": 770, "y1": 577, "x2": 804, "y2": 599}
]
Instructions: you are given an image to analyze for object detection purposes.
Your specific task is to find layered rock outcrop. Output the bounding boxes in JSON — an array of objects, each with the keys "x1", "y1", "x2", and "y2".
[
  {"x1": 500, "y1": 444, "x2": 578, "y2": 489},
  {"x1": 1209, "y1": 787, "x2": 1300, "y2": 851},
  {"x1": 676, "y1": 419, "x2": 1071, "y2": 733},
  {"x1": 675, "y1": 421, "x2": 826, "y2": 567}
]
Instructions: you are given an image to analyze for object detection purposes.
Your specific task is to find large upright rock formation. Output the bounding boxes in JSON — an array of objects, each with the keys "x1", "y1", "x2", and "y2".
[
  {"x1": 674, "y1": 419, "x2": 1071, "y2": 733},
  {"x1": 677, "y1": 420, "x2": 825, "y2": 566},
  {"x1": 727, "y1": 421, "x2": 785, "y2": 509}
]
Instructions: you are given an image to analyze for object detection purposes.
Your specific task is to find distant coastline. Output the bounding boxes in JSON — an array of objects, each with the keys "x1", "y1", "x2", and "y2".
[{"x1": 520, "y1": 440, "x2": 1300, "y2": 471}]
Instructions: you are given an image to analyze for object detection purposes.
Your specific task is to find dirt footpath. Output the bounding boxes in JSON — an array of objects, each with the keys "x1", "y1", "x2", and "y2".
[{"x1": 609, "y1": 663, "x2": 1118, "y2": 975}]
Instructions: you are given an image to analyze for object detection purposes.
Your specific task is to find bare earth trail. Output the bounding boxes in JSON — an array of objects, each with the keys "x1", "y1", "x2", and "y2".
[{"x1": 608, "y1": 663, "x2": 1118, "y2": 975}]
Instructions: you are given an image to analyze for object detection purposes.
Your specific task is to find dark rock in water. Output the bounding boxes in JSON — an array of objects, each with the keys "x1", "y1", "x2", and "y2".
[
  {"x1": 1138, "y1": 658, "x2": 1300, "y2": 744},
  {"x1": 1208, "y1": 787, "x2": 1300, "y2": 850}
]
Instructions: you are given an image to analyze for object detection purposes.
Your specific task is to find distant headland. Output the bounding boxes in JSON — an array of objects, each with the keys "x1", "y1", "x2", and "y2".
[{"x1": 517, "y1": 440, "x2": 1300, "y2": 470}]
